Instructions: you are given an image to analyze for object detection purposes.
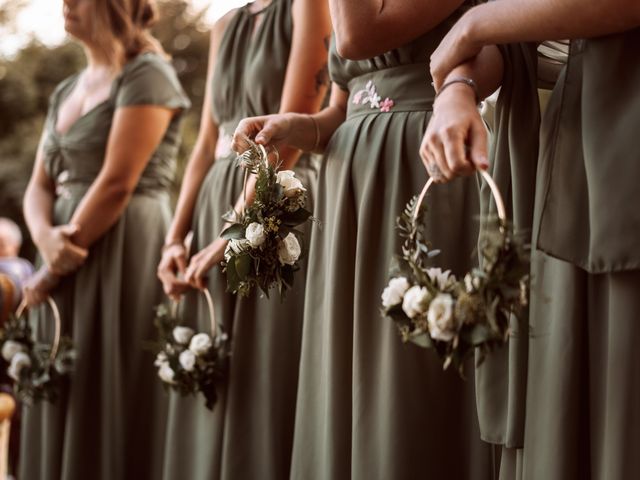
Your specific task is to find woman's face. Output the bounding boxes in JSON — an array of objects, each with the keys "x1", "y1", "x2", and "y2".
[{"x1": 63, "y1": 0, "x2": 94, "y2": 41}]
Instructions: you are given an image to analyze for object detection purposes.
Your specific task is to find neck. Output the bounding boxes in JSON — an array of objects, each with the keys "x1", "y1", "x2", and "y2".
[{"x1": 82, "y1": 42, "x2": 117, "y2": 72}]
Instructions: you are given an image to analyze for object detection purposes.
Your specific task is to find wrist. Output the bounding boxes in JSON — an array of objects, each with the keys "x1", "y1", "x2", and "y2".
[{"x1": 32, "y1": 223, "x2": 52, "y2": 247}]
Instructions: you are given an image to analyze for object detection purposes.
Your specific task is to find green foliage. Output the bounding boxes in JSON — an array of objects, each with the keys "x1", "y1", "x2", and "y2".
[
  {"x1": 221, "y1": 138, "x2": 313, "y2": 298},
  {"x1": 0, "y1": 310, "x2": 75, "y2": 405},
  {"x1": 383, "y1": 195, "x2": 530, "y2": 375},
  {"x1": 152, "y1": 303, "x2": 229, "y2": 410}
]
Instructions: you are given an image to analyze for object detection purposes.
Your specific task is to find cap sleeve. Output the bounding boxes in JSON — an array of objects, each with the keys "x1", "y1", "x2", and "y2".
[{"x1": 115, "y1": 53, "x2": 191, "y2": 111}]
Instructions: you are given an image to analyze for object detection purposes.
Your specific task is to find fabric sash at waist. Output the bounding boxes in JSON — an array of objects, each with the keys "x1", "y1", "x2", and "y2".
[{"x1": 345, "y1": 63, "x2": 436, "y2": 120}]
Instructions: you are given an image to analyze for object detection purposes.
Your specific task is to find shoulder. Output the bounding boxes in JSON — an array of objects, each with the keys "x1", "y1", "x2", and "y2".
[
  {"x1": 115, "y1": 53, "x2": 190, "y2": 110},
  {"x1": 210, "y1": 7, "x2": 242, "y2": 43}
]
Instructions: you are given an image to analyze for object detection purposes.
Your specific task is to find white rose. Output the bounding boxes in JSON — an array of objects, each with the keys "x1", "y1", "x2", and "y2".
[
  {"x1": 189, "y1": 333, "x2": 212, "y2": 356},
  {"x1": 401, "y1": 285, "x2": 431, "y2": 319},
  {"x1": 277, "y1": 170, "x2": 306, "y2": 198},
  {"x1": 1, "y1": 340, "x2": 25, "y2": 362},
  {"x1": 426, "y1": 267, "x2": 456, "y2": 290},
  {"x1": 8, "y1": 351, "x2": 31, "y2": 381},
  {"x1": 427, "y1": 293, "x2": 457, "y2": 342},
  {"x1": 381, "y1": 277, "x2": 410, "y2": 308},
  {"x1": 179, "y1": 349, "x2": 197, "y2": 372},
  {"x1": 224, "y1": 238, "x2": 251, "y2": 261},
  {"x1": 277, "y1": 233, "x2": 301, "y2": 265},
  {"x1": 245, "y1": 222, "x2": 266, "y2": 247},
  {"x1": 154, "y1": 351, "x2": 168, "y2": 367},
  {"x1": 158, "y1": 363, "x2": 176, "y2": 384},
  {"x1": 172, "y1": 326, "x2": 195, "y2": 345}
]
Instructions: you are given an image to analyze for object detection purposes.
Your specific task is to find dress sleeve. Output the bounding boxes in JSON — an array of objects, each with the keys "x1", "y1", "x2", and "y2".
[{"x1": 115, "y1": 54, "x2": 191, "y2": 112}]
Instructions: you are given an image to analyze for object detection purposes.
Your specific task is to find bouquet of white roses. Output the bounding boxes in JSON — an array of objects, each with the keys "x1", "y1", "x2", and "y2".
[
  {"x1": 0, "y1": 298, "x2": 75, "y2": 404},
  {"x1": 382, "y1": 173, "x2": 529, "y2": 373},
  {"x1": 221, "y1": 138, "x2": 313, "y2": 297},
  {"x1": 152, "y1": 290, "x2": 229, "y2": 410}
]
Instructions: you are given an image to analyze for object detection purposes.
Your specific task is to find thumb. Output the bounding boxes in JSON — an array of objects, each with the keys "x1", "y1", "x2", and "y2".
[
  {"x1": 255, "y1": 118, "x2": 284, "y2": 145},
  {"x1": 469, "y1": 119, "x2": 489, "y2": 171},
  {"x1": 59, "y1": 223, "x2": 80, "y2": 237}
]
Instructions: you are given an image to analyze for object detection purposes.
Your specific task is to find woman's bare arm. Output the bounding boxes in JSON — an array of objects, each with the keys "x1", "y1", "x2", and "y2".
[{"x1": 330, "y1": 0, "x2": 465, "y2": 59}]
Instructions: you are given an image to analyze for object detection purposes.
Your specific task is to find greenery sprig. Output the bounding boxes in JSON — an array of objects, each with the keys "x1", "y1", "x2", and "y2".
[
  {"x1": 221, "y1": 137, "x2": 313, "y2": 298},
  {"x1": 382, "y1": 193, "x2": 530, "y2": 374},
  {"x1": 0, "y1": 307, "x2": 75, "y2": 405}
]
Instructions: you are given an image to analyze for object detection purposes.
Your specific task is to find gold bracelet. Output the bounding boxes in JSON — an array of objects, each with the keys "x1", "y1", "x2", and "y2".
[{"x1": 307, "y1": 114, "x2": 320, "y2": 152}]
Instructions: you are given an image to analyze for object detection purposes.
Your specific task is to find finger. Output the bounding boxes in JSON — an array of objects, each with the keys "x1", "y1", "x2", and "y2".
[
  {"x1": 254, "y1": 120, "x2": 281, "y2": 145},
  {"x1": 65, "y1": 242, "x2": 89, "y2": 259},
  {"x1": 175, "y1": 253, "x2": 187, "y2": 274},
  {"x1": 428, "y1": 138, "x2": 453, "y2": 182},
  {"x1": 443, "y1": 127, "x2": 475, "y2": 177},
  {"x1": 468, "y1": 118, "x2": 490, "y2": 170}
]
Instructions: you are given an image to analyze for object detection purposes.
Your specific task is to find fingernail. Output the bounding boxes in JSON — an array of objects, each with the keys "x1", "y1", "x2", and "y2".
[{"x1": 255, "y1": 135, "x2": 265, "y2": 144}]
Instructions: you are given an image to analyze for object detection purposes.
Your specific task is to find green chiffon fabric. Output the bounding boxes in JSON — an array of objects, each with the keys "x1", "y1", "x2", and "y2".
[
  {"x1": 520, "y1": 30, "x2": 640, "y2": 480},
  {"x1": 161, "y1": 2, "x2": 318, "y2": 479},
  {"x1": 19, "y1": 52, "x2": 190, "y2": 480},
  {"x1": 289, "y1": 9, "x2": 494, "y2": 480}
]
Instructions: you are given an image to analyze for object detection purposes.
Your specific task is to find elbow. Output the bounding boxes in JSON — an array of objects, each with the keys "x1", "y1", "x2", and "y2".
[
  {"x1": 334, "y1": 29, "x2": 377, "y2": 61},
  {"x1": 99, "y1": 176, "x2": 137, "y2": 203}
]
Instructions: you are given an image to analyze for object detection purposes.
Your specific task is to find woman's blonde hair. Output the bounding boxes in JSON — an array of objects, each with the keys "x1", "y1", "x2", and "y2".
[{"x1": 92, "y1": 0, "x2": 166, "y2": 68}]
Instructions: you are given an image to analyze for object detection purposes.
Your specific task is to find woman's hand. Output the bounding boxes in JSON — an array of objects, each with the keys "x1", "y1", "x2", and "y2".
[
  {"x1": 184, "y1": 237, "x2": 228, "y2": 291},
  {"x1": 420, "y1": 83, "x2": 489, "y2": 183},
  {"x1": 232, "y1": 114, "x2": 294, "y2": 151},
  {"x1": 430, "y1": 12, "x2": 483, "y2": 90},
  {"x1": 157, "y1": 243, "x2": 190, "y2": 300},
  {"x1": 22, "y1": 266, "x2": 60, "y2": 307},
  {"x1": 34, "y1": 224, "x2": 88, "y2": 276}
]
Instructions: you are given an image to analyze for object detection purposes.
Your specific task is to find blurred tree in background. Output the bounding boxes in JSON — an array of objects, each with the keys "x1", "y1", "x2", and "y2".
[{"x1": 0, "y1": 0, "x2": 211, "y2": 260}]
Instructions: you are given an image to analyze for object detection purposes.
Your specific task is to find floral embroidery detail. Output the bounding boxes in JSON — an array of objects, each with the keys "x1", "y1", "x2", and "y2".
[
  {"x1": 351, "y1": 80, "x2": 394, "y2": 113},
  {"x1": 380, "y1": 97, "x2": 395, "y2": 112},
  {"x1": 215, "y1": 127, "x2": 234, "y2": 159}
]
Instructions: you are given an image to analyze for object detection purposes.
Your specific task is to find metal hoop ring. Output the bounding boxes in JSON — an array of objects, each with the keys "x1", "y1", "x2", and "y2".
[
  {"x1": 15, "y1": 296, "x2": 62, "y2": 362},
  {"x1": 171, "y1": 288, "x2": 217, "y2": 338},
  {"x1": 412, "y1": 169, "x2": 507, "y2": 223}
]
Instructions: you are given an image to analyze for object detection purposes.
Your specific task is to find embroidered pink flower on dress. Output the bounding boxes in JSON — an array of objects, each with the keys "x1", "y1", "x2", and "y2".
[
  {"x1": 351, "y1": 80, "x2": 394, "y2": 113},
  {"x1": 380, "y1": 98, "x2": 395, "y2": 112}
]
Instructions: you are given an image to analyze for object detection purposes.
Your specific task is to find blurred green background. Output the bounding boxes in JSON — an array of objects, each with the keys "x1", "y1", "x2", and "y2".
[{"x1": 0, "y1": 0, "x2": 211, "y2": 260}]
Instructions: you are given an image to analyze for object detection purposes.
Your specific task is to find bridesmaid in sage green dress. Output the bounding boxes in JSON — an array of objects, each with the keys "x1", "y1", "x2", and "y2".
[
  {"x1": 157, "y1": 1, "x2": 330, "y2": 478},
  {"x1": 20, "y1": 1, "x2": 190, "y2": 479},
  {"x1": 425, "y1": 1, "x2": 640, "y2": 478},
  {"x1": 234, "y1": 2, "x2": 497, "y2": 478}
]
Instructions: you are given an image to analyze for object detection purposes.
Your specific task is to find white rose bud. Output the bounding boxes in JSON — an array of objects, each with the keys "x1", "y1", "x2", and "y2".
[
  {"x1": 381, "y1": 277, "x2": 410, "y2": 308},
  {"x1": 154, "y1": 351, "x2": 169, "y2": 367},
  {"x1": 401, "y1": 285, "x2": 431, "y2": 319},
  {"x1": 427, "y1": 293, "x2": 457, "y2": 342},
  {"x1": 2, "y1": 340, "x2": 25, "y2": 362},
  {"x1": 179, "y1": 349, "x2": 197, "y2": 372},
  {"x1": 158, "y1": 363, "x2": 176, "y2": 384},
  {"x1": 277, "y1": 170, "x2": 306, "y2": 198},
  {"x1": 8, "y1": 351, "x2": 31, "y2": 381},
  {"x1": 189, "y1": 333, "x2": 213, "y2": 356},
  {"x1": 172, "y1": 326, "x2": 195, "y2": 345},
  {"x1": 245, "y1": 222, "x2": 266, "y2": 247},
  {"x1": 277, "y1": 233, "x2": 301, "y2": 265},
  {"x1": 426, "y1": 267, "x2": 456, "y2": 290}
]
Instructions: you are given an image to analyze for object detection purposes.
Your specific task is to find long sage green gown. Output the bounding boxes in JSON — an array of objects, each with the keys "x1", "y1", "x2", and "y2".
[
  {"x1": 290, "y1": 7, "x2": 494, "y2": 480},
  {"x1": 520, "y1": 30, "x2": 640, "y2": 480},
  {"x1": 19, "y1": 52, "x2": 190, "y2": 480},
  {"x1": 161, "y1": 2, "x2": 318, "y2": 479}
]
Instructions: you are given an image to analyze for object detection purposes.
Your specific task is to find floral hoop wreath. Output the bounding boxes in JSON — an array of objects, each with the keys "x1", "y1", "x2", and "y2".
[
  {"x1": 221, "y1": 135, "x2": 314, "y2": 297},
  {"x1": 0, "y1": 297, "x2": 75, "y2": 404},
  {"x1": 382, "y1": 170, "x2": 530, "y2": 373},
  {"x1": 153, "y1": 288, "x2": 230, "y2": 410}
]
